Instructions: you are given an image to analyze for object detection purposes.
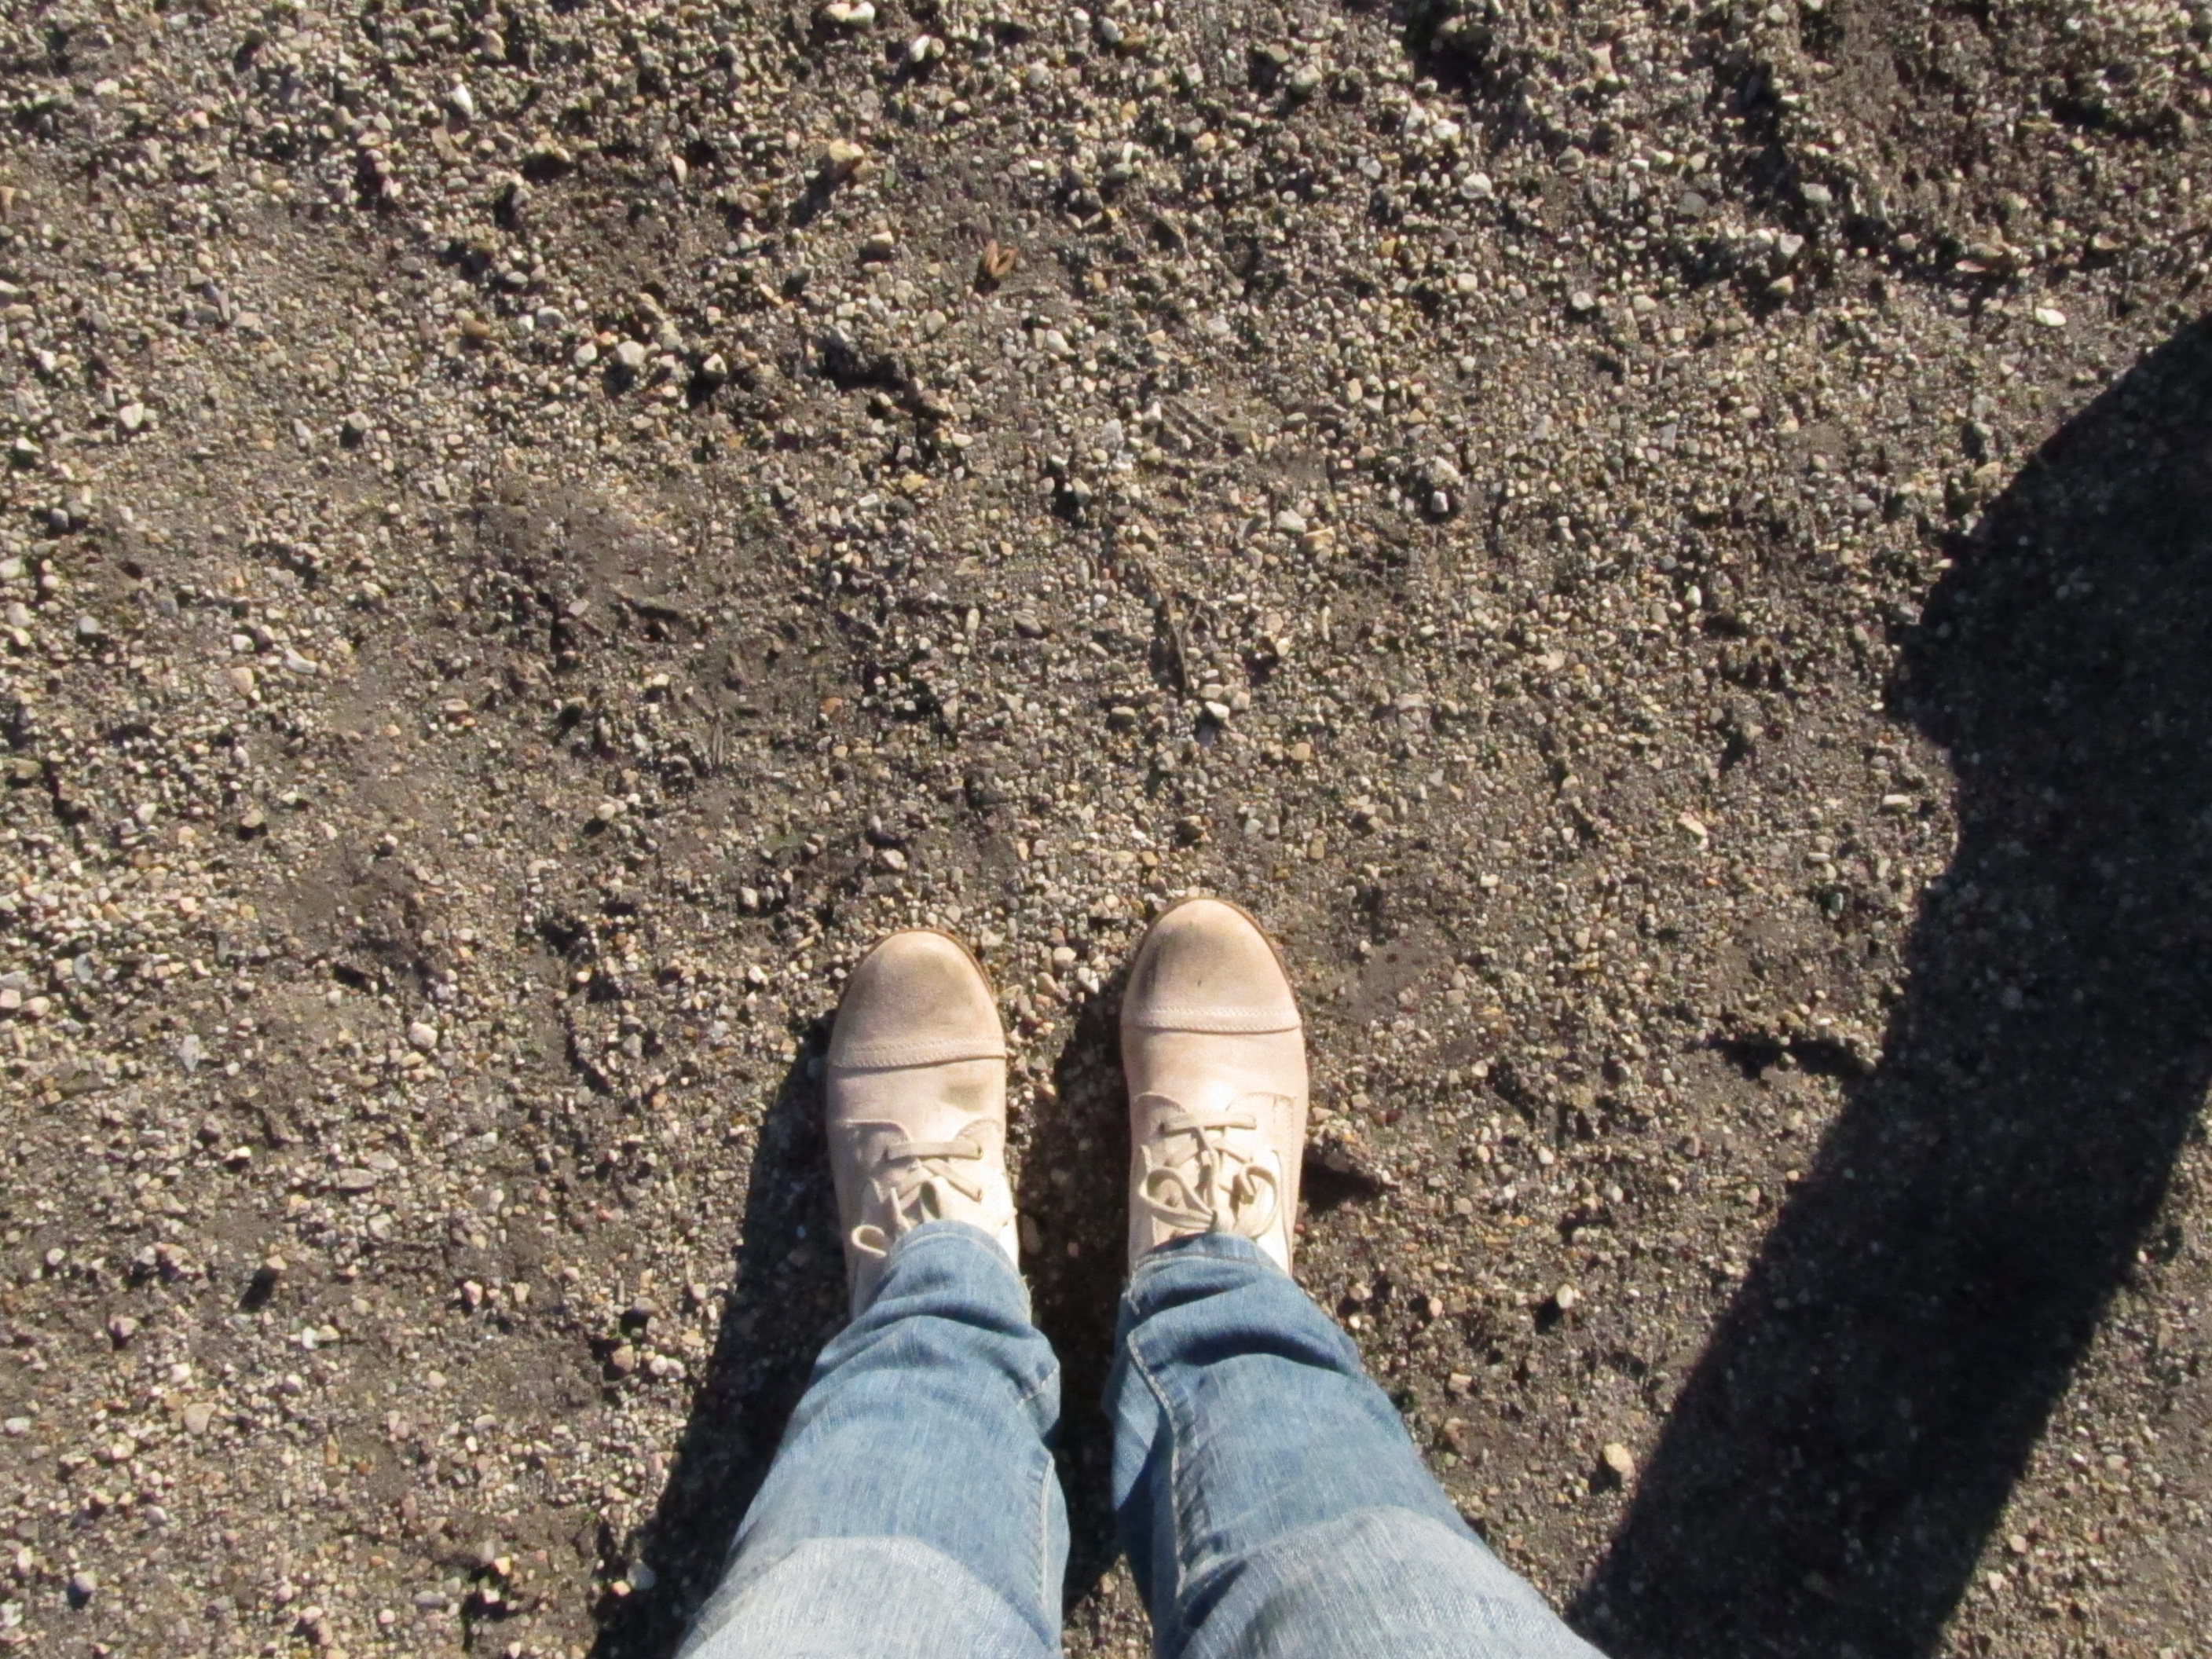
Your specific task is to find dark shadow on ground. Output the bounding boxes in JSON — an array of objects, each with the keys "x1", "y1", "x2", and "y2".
[
  {"x1": 1015, "y1": 970, "x2": 1136, "y2": 1616},
  {"x1": 591, "y1": 1039, "x2": 844, "y2": 1659},
  {"x1": 588, "y1": 969, "x2": 1147, "y2": 1656},
  {"x1": 1573, "y1": 319, "x2": 2212, "y2": 1656}
]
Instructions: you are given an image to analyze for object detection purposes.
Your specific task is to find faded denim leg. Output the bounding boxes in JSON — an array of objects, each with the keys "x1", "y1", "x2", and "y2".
[
  {"x1": 1109, "y1": 1233, "x2": 1607, "y2": 1659},
  {"x1": 683, "y1": 1221, "x2": 1067, "y2": 1659}
]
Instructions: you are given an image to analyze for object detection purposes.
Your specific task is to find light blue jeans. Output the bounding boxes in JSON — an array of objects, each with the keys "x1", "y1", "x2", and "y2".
[{"x1": 682, "y1": 1221, "x2": 1602, "y2": 1659}]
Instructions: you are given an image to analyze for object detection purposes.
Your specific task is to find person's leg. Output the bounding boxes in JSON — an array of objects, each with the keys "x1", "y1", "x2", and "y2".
[
  {"x1": 684, "y1": 1219, "x2": 1065, "y2": 1659},
  {"x1": 1110, "y1": 899, "x2": 1601, "y2": 1659},
  {"x1": 683, "y1": 932, "x2": 1065, "y2": 1659},
  {"x1": 1108, "y1": 1234, "x2": 1602, "y2": 1659}
]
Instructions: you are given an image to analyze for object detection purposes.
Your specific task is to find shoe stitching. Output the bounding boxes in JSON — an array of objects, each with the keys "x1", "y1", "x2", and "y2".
[{"x1": 1124, "y1": 1004, "x2": 1301, "y2": 1032}]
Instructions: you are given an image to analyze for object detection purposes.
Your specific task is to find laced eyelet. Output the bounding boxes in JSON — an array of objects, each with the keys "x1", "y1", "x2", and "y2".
[
  {"x1": 846, "y1": 1122, "x2": 1008, "y2": 1259},
  {"x1": 1135, "y1": 1093, "x2": 1289, "y2": 1243}
]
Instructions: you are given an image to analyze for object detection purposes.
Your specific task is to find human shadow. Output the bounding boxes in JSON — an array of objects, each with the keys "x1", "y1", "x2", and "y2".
[
  {"x1": 1574, "y1": 316, "x2": 2212, "y2": 1656},
  {"x1": 591, "y1": 1040, "x2": 846, "y2": 1659}
]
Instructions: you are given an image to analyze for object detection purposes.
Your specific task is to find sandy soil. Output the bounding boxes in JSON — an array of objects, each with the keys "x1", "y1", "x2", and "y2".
[{"x1": 0, "y1": 0, "x2": 2207, "y2": 1655}]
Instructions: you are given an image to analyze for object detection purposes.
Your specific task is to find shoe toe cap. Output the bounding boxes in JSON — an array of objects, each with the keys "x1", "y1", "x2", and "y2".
[
  {"x1": 832, "y1": 932, "x2": 1005, "y2": 1068},
  {"x1": 1124, "y1": 899, "x2": 1299, "y2": 1033}
]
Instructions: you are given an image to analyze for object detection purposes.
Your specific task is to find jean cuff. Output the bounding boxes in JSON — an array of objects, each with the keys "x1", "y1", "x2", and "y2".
[
  {"x1": 1126, "y1": 1228, "x2": 1284, "y2": 1293},
  {"x1": 862, "y1": 1218, "x2": 1027, "y2": 1317}
]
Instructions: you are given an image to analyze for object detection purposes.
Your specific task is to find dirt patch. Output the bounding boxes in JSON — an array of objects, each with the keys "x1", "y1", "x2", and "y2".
[{"x1": 0, "y1": 1, "x2": 2208, "y2": 1657}]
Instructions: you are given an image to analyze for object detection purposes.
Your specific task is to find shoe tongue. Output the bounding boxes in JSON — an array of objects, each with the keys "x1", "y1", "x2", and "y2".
[
  {"x1": 1140, "y1": 1088, "x2": 1265, "y2": 1122},
  {"x1": 855, "y1": 1112, "x2": 997, "y2": 1157}
]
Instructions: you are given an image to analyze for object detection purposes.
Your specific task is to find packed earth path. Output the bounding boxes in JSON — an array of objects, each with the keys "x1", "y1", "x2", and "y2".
[{"x1": 0, "y1": 0, "x2": 2209, "y2": 1654}]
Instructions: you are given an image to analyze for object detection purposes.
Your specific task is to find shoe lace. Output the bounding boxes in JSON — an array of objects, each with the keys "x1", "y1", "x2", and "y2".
[
  {"x1": 1136, "y1": 1093, "x2": 1286, "y2": 1242},
  {"x1": 849, "y1": 1125, "x2": 998, "y2": 1261}
]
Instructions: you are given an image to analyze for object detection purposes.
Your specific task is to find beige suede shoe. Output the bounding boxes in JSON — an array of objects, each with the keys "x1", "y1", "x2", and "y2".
[
  {"x1": 826, "y1": 931, "x2": 1019, "y2": 1313},
  {"x1": 1120, "y1": 897, "x2": 1309, "y2": 1272}
]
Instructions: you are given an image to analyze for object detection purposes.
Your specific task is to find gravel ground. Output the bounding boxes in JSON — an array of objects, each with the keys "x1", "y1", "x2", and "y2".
[{"x1": 2, "y1": 0, "x2": 2210, "y2": 1654}]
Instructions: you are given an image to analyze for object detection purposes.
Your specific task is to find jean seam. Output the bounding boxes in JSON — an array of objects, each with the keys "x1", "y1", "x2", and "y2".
[
  {"x1": 1035, "y1": 1433, "x2": 1054, "y2": 1639},
  {"x1": 1125, "y1": 1310, "x2": 1200, "y2": 1657},
  {"x1": 895, "y1": 1221, "x2": 1055, "y2": 1636},
  {"x1": 1013, "y1": 1361, "x2": 1055, "y2": 1411}
]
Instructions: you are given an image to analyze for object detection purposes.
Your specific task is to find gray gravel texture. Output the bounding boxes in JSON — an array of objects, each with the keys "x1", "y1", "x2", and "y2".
[{"x1": 1, "y1": 0, "x2": 2210, "y2": 1655}]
